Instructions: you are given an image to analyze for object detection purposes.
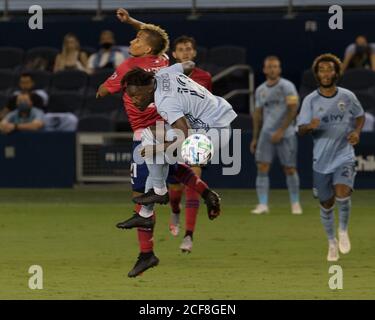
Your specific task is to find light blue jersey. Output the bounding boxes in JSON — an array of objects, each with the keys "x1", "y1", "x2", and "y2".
[
  {"x1": 154, "y1": 63, "x2": 237, "y2": 130},
  {"x1": 255, "y1": 78, "x2": 299, "y2": 137},
  {"x1": 297, "y1": 87, "x2": 364, "y2": 174},
  {"x1": 5, "y1": 107, "x2": 45, "y2": 124}
]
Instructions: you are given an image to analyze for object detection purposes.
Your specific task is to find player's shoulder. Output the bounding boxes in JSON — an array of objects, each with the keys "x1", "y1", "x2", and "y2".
[
  {"x1": 193, "y1": 67, "x2": 212, "y2": 79},
  {"x1": 337, "y1": 86, "x2": 357, "y2": 99},
  {"x1": 279, "y1": 78, "x2": 296, "y2": 89},
  {"x1": 255, "y1": 81, "x2": 268, "y2": 94},
  {"x1": 302, "y1": 90, "x2": 320, "y2": 104}
]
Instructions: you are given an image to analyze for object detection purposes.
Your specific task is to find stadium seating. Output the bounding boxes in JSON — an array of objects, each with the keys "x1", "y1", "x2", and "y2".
[
  {"x1": 208, "y1": 45, "x2": 247, "y2": 68},
  {"x1": 356, "y1": 92, "x2": 375, "y2": 114},
  {"x1": 48, "y1": 92, "x2": 84, "y2": 113},
  {"x1": 299, "y1": 69, "x2": 317, "y2": 101},
  {"x1": 0, "y1": 93, "x2": 9, "y2": 109},
  {"x1": 230, "y1": 113, "x2": 252, "y2": 131},
  {"x1": 195, "y1": 46, "x2": 208, "y2": 66},
  {"x1": 0, "y1": 47, "x2": 24, "y2": 70},
  {"x1": 50, "y1": 70, "x2": 88, "y2": 94},
  {"x1": 25, "y1": 70, "x2": 51, "y2": 90},
  {"x1": 339, "y1": 68, "x2": 375, "y2": 96},
  {"x1": 24, "y1": 47, "x2": 59, "y2": 72},
  {"x1": 87, "y1": 69, "x2": 115, "y2": 95},
  {"x1": 78, "y1": 114, "x2": 115, "y2": 132},
  {"x1": 0, "y1": 70, "x2": 17, "y2": 95},
  {"x1": 82, "y1": 94, "x2": 123, "y2": 115}
]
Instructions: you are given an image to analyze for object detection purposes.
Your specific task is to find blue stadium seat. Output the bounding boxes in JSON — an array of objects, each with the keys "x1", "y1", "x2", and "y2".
[
  {"x1": 208, "y1": 45, "x2": 247, "y2": 68},
  {"x1": 0, "y1": 70, "x2": 16, "y2": 95},
  {"x1": 78, "y1": 114, "x2": 114, "y2": 132},
  {"x1": 299, "y1": 69, "x2": 317, "y2": 101},
  {"x1": 0, "y1": 47, "x2": 24, "y2": 70},
  {"x1": 87, "y1": 69, "x2": 115, "y2": 95},
  {"x1": 24, "y1": 47, "x2": 59, "y2": 72},
  {"x1": 82, "y1": 93, "x2": 122, "y2": 115},
  {"x1": 48, "y1": 92, "x2": 84, "y2": 113},
  {"x1": 50, "y1": 70, "x2": 88, "y2": 94}
]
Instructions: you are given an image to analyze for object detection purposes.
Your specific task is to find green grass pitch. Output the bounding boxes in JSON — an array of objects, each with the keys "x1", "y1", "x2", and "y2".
[{"x1": 0, "y1": 187, "x2": 374, "y2": 300}]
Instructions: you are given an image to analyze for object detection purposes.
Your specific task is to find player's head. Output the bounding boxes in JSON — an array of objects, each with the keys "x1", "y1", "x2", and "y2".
[
  {"x1": 99, "y1": 30, "x2": 116, "y2": 49},
  {"x1": 18, "y1": 72, "x2": 35, "y2": 92},
  {"x1": 129, "y1": 24, "x2": 169, "y2": 58},
  {"x1": 122, "y1": 67, "x2": 155, "y2": 110},
  {"x1": 312, "y1": 53, "x2": 342, "y2": 88},
  {"x1": 263, "y1": 56, "x2": 281, "y2": 81},
  {"x1": 172, "y1": 35, "x2": 197, "y2": 63}
]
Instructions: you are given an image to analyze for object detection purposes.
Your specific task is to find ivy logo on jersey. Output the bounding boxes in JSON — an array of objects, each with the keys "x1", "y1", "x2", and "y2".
[
  {"x1": 337, "y1": 101, "x2": 346, "y2": 112},
  {"x1": 181, "y1": 134, "x2": 214, "y2": 165}
]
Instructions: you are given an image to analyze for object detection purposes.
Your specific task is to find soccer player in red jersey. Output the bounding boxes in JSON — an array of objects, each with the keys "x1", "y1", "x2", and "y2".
[
  {"x1": 167, "y1": 36, "x2": 214, "y2": 253},
  {"x1": 96, "y1": 9, "x2": 220, "y2": 277}
]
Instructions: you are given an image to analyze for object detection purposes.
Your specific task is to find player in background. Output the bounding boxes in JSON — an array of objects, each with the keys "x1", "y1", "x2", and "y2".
[
  {"x1": 97, "y1": 9, "x2": 220, "y2": 277},
  {"x1": 167, "y1": 35, "x2": 213, "y2": 253},
  {"x1": 297, "y1": 53, "x2": 365, "y2": 261},
  {"x1": 250, "y1": 56, "x2": 302, "y2": 215}
]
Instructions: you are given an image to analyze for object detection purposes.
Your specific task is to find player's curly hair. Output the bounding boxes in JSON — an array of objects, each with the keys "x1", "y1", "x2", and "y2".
[
  {"x1": 312, "y1": 53, "x2": 343, "y2": 80},
  {"x1": 140, "y1": 24, "x2": 170, "y2": 56},
  {"x1": 122, "y1": 67, "x2": 155, "y2": 88}
]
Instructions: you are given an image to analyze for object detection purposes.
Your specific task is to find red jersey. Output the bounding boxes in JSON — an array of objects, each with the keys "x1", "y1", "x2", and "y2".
[
  {"x1": 189, "y1": 67, "x2": 213, "y2": 92},
  {"x1": 103, "y1": 55, "x2": 169, "y2": 136}
]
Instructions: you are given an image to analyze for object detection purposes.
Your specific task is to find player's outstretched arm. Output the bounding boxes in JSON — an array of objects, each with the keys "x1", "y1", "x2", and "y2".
[
  {"x1": 117, "y1": 8, "x2": 144, "y2": 30},
  {"x1": 96, "y1": 84, "x2": 110, "y2": 98}
]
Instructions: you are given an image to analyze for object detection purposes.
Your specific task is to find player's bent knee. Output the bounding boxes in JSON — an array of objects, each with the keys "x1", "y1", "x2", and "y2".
[
  {"x1": 320, "y1": 197, "x2": 335, "y2": 209},
  {"x1": 257, "y1": 163, "x2": 270, "y2": 173},
  {"x1": 283, "y1": 167, "x2": 296, "y2": 175},
  {"x1": 334, "y1": 184, "x2": 352, "y2": 199}
]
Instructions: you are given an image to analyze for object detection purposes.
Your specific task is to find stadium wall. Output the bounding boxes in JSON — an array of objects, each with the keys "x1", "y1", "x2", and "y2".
[
  {"x1": 0, "y1": 132, "x2": 373, "y2": 188},
  {"x1": 1, "y1": 11, "x2": 375, "y2": 87}
]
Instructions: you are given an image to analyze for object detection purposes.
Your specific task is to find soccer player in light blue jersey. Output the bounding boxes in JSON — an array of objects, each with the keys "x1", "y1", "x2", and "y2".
[
  {"x1": 250, "y1": 56, "x2": 302, "y2": 215},
  {"x1": 297, "y1": 53, "x2": 365, "y2": 262}
]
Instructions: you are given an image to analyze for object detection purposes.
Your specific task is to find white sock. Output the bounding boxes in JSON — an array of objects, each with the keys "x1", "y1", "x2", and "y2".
[
  {"x1": 139, "y1": 206, "x2": 154, "y2": 218},
  {"x1": 154, "y1": 186, "x2": 168, "y2": 196}
]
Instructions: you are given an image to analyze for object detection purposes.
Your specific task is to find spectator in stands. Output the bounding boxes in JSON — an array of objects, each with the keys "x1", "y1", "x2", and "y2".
[
  {"x1": 0, "y1": 92, "x2": 44, "y2": 134},
  {"x1": 172, "y1": 35, "x2": 212, "y2": 91},
  {"x1": 342, "y1": 35, "x2": 375, "y2": 72},
  {"x1": 0, "y1": 73, "x2": 48, "y2": 120},
  {"x1": 87, "y1": 30, "x2": 126, "y2": 74},
  {"x1": 53, "y1": 33, "x2": 88, "y2": 72}
]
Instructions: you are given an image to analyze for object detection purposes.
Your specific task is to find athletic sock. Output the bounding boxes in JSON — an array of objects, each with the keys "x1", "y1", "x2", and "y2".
[
  {"x1": 169, "y1": 188, "x2": 183, "y2": 214},
  {"x1": 320, "y1": 205, "x2": 336, "y2": 241},
  {"x1": 185, "y1": 186, "x2": 200, "y2": 235},
  {"x1": 336, "y1": 197, "x2": 351, "y2": 232},
  {"x1": 173, "y1": 163, "x2": 208, "y2": 195},
  {"x1": 185, "y1": 230, "x2": 193, "y2": 240},
  {"x1": 256, "y1": 172, "x2": 269, "y2": 205},
  {"x1": 286, "y1": 172, "x2": 300, "y2": 204},
  {"x1": 138, "y1": 204, "x2": 154, "y2": 218},
  {"x1": 135, "y1": 204, "x2": 155, "y2": 254}
]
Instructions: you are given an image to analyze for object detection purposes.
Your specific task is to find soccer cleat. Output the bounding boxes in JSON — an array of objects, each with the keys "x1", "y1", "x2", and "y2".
[
  {"x1": 116, "y1": 213, "x2": 154, "y2": 230},
  {"x1": 132, "y1": 189, "x2": 169, "y2": 205},
  {"x1": 251, "y1": 204, "x2": 269, "y2": 215},
  {"x1": 338, "y1": 229, "x2": 351, "y2": 254},
  {"x1": 202, "y1": 189, "x2": 221, "y2": 220},
  {"x1": 180, "y1": 235, "x2": 193, "y2": 253},
  {"x1": 169, "y1": 213, "x2": 180, "y2": 237},
  {"x1": 128, "y1": 252, "x2": 159, "y2": 278},
  {"x1": 291, "y1": 202, "x2": 303, "y2": 215},
  {"x1": 327, "y1": 239, "x2": 340, "y2": 262}
]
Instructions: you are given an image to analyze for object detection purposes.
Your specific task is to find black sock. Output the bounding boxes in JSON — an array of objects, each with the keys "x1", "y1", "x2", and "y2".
[
  {"x1": 185, "y1": 230, "x2": 193, "y2": 239},
  {"x1": 140, "y1": 251, "x2": 154, "y2": 258}
]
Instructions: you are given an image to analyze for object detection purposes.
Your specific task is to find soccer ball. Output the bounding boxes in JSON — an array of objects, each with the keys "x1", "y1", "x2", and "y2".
[{"x1": 181, "y1": 134, "x2": 214, "y2": 165}]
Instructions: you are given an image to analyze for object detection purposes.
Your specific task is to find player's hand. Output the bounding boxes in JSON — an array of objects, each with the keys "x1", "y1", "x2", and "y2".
[
  {"x1": 309, "y1": 118, "x2": 320, "y2": 130},
  {"x1": 116, "y1": 8, "x2": 130, "y2": 23},
  {"x1": 250, "y1": 139, "x2": 257, "y2": 154},
  {"x1": 347, "y1": 131, "x2": 360, "y2": 146},
  {"x1": 270, "y1": 129, "x2": 284, "y2": 144}
]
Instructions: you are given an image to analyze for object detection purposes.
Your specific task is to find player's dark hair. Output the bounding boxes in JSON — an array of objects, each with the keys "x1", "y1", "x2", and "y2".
[
  {"x1": 312, "y1": 53, "x2": 343, "y2": 81},
  {"x1": 20, "y1": 72, "x2": 33, "y2": 79},
  {"x1": 172, "y1": 35, "x2": 197, "y2": 51},
  {"x1": 122, "y1": 67, "x2": 155, "y2": 88}
]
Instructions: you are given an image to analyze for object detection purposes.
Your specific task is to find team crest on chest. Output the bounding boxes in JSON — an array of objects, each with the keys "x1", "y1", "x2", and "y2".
[{"x1": 337, "y1": 101, "x2": 346, "y2": 112}]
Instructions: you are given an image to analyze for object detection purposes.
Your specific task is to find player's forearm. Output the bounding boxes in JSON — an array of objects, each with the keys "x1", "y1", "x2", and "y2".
[
  {"x1": 252, "y1": 109, "x2": 262, "y2": 140},
  {"x1": 96, "y1": 84, "x2": 110, "y2": 98},
  {"x1": 298, "y1": 124, "x2": 313, "y2": 136},
  {"x1": 279, "y1": 104, "x2": 298, "y2": 132},
  {"x1": 354, "y1": 115, "x2": 365, "y2": 134},
  {"x1": 126, "y1": 16, "x2": 144, "y2": 30}
]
